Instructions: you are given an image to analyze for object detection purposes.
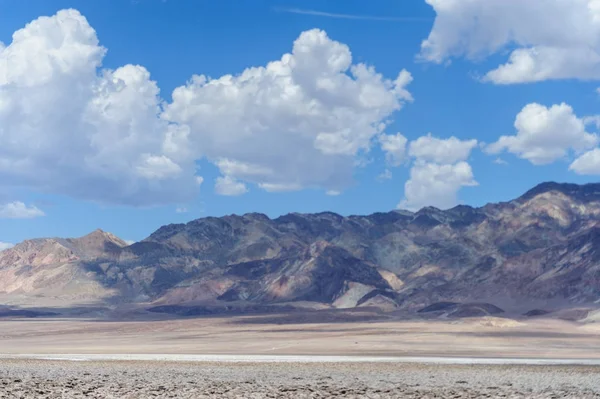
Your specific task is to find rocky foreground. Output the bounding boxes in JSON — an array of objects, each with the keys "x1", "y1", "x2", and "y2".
[{"x1": 0, "y1": 360, "x2": 599, "y2": 398}]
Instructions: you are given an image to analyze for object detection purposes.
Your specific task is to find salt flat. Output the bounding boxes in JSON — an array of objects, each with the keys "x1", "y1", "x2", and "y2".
[
  {"x1": 1, "y1": 359, "x2": 599, "y2": 398},
  {"x1": 0, "y1": 314, "x2": 599, "y2": 359},
  {"x1": 0, "y1": 314, "x2": 599, "y2": 397},
  {"x1": 4, "y1": 353, "x2": 600, "y2": 365}
]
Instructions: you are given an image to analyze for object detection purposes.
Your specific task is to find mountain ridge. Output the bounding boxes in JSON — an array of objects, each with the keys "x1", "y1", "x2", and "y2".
[{"x1": 2, "y1": 181, "x2": 600, "y2": 316}]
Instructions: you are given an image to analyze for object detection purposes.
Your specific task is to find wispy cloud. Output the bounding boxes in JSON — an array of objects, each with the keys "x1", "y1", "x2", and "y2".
[
  {"x1": 377, "y1": 169, "x2": 393, "y2": 182},
  {"x1": 0, "y1": 242, "x2": 13, "y2": 251},
  {"x1": 274, "y1": 7, "x2": 430, "y2": 22}
]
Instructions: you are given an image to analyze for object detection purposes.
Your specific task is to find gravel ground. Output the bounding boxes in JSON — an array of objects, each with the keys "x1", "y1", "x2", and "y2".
[{"x1": 0, "y1": 360, "x2": 599, "y2": 398}]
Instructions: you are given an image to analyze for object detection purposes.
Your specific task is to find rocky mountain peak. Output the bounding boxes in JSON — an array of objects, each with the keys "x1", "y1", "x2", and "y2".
[
  {"x1": 69, "y1": 229, "x2": 127, "y2": 259},
  {"x1": 519, "y1": 182, "x2": 600, "y2": 203},
  {"x1": 77, "y1": 228, "x2": 126, "y2": 246}
]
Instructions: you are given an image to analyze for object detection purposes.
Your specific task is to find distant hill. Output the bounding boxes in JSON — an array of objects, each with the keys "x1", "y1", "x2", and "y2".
[{"x1": 2, "y1": 182, "x2": 600, "y2": 318}]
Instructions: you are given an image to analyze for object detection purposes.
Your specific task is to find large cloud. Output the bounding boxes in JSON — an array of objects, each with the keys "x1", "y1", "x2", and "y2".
[
  {"x1": 163, "y1": 29, "x2": 413, "y2": 195},
  {"x1": 0, "y1": 9, "x2": 199, "y2": 206},
  {"x1": 420, "y1": 0, "x2": 600, "y2": 84},
  {"x1": 399, "y1": 135, "x2": 478, "y2": 211},
  {"x1": 0, "y1": 11, "x2": 413, "y2": 206},
  {"x1": 486, "y1": 103, "x2": 598, "y2": 165}
]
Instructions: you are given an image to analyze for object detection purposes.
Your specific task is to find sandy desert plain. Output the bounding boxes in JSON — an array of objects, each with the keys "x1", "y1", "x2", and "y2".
[{"x1": 0, "y1": 310, "x2": 600, "y2": 398}]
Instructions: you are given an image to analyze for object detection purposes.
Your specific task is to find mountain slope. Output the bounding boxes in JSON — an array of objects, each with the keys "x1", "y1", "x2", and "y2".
[
  {"x1": 2, "y1": 181, "x2": 600, "y2": 314},
  {"x1": 0, "y1": 230, "x2": 126, "y2": 306}
]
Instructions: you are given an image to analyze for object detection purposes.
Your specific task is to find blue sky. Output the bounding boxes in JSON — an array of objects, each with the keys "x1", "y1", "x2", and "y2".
[{"x1": 0, "y1": 0, "x2": 599, "y2": 245}]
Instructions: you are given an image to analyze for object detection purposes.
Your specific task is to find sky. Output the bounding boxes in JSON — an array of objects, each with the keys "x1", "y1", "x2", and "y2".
[{"x1": 1, "y1": 0, "x2": 600, "y2": 246}]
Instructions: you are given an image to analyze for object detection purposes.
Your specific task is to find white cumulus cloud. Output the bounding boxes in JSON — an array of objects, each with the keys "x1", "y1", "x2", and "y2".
[
  {"x1": 408, "y1": 134, "x2": 477, "y2": 164},
  {"x1": 0, "y1": 10, "x2": 199, "y2": 206},
  {"x1": 399, "y1": 161, "x2": 478, "y2": 211},
  {"x1": 570, "y1": 148, "x2": 600, "y2": 174},
  {"x1": 486, "y1": 103, "x2": 598, "y2": 165},
  {"x1": 163, "y1": 29, "x2": 413, "y2": 196},
  {"x1": 399, "y1": 135, "x2": 479, "y2": 210},
  {"x1": 0, "y1": 202, "x2": 45, "y2": 219},
  {"x1": 1, "y1": 10, "x2": 414, "y2": 205},
  {"x1": 420, "y1": 0, "x2": 600, "y2": 84}
]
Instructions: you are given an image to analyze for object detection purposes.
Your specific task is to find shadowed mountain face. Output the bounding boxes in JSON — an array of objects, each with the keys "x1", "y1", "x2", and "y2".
[{"x1": 2, "y1": 182, "x2": 600, "y2": 313}]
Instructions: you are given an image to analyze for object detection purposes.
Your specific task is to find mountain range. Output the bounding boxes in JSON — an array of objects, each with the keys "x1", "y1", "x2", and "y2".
[{"x1": 2, "y1": 181, "x2": 600, "y2": 319}]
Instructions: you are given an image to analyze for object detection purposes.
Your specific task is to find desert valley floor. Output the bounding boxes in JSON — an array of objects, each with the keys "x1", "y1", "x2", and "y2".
[
  {"x1": 0, "y1": 312, "x2": 599, "y2": 397},
  {"x1": 1, "y1": 312, "x2": 599, "y2": 358}
]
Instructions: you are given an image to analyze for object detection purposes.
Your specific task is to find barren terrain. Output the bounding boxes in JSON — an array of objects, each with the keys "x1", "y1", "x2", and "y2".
[
  {"x1": 0, "y1": 313, "x2": 599, "y2": 358},
  {"x1": 1, "y1": 359, "x2": 599, "y2": 398},
  {"x1": 1, "y1": 314, "x2": 599, "y2": 397}
]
